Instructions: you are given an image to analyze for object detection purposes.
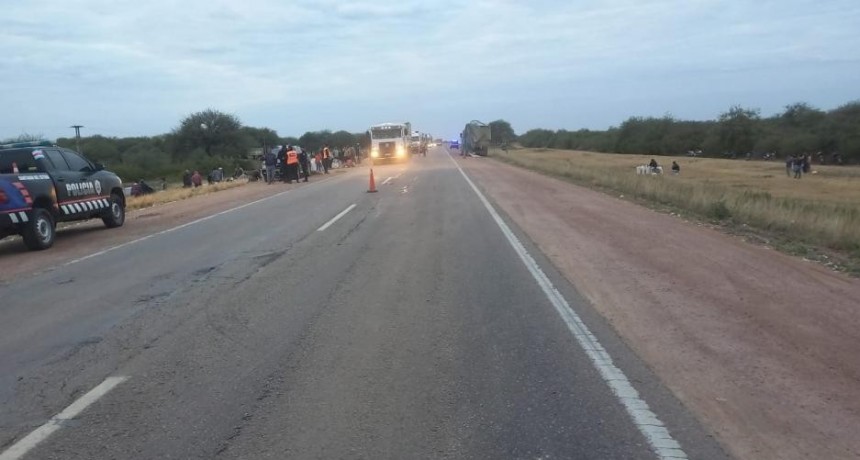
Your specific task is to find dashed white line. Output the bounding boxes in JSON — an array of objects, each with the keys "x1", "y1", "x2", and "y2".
[
  {"x1": 63, "y1": 190, "x2": 290, "y2": 267},
  {"x1": 447, "y1": 153, "x2": 688, "y2": 460},
  {"x1": 381, "y1": 177, "x2": 394, "y2": 185},
  {"x1": 0, "y1": 376, "x2": 129, "y2": 460},
  {"x1": 62, "y1": 176, "x2": 339, "y2": 269},
  {"x1": 317, "y1": 204, "x2": 357, "y2": 232}
]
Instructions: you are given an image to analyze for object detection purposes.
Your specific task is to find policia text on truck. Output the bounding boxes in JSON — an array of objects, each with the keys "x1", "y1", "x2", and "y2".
[{"x1": 0, "y1": 141, "x2": 126, "y2": 250}]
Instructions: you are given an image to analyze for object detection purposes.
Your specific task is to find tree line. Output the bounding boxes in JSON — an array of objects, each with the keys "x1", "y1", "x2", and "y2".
[
  {"x1": 494, "y1": 101, "x2": 860, "y2": 163},
  {"x1": 2, "y1": 109, "x2": 368, "y2": 182}
]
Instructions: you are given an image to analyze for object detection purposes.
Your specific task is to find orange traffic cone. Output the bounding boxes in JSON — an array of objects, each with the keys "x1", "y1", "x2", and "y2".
[{"x1": 367, "y1": 168, "x2": 378, "y2": 193}]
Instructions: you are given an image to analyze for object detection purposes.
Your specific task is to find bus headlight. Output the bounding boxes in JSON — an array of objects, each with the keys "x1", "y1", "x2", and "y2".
[
  {"x1": 371, "y1": 148, "x2": 379, "y2": 158},
  {"x1": 396, "y1": 146, "x2": 405, "y2": 156}
]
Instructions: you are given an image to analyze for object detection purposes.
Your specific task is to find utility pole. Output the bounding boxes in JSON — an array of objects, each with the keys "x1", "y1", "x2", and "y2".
[{"x1": 70, "y1": 125, "x2": 84, "y2": 153}]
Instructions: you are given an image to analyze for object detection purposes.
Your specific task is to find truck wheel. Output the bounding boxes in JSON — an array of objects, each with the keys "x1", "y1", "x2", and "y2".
[
  {"x1": 22, "y1": 208, "x2": 56, "y2": 251},
  {"x1": 102, "y1": 193, "x2": 125, "y2": 228}
]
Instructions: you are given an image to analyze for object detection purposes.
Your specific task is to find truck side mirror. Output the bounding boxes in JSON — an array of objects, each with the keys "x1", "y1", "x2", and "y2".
[{"x1": 94, "y1": 162, "x2": 105, "y2": 171}]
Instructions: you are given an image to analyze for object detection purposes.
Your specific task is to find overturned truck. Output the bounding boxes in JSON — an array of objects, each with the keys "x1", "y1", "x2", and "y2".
[{"x1": 462, "y1": 120, "x2": 491, "y2": 156}]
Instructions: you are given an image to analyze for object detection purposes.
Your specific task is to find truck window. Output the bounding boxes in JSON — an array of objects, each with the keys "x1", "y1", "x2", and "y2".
[
  {"x1": 0, "y1": 150, "x2": 45, "y2": 174},
  {"x1": 60, "y1": 150, "x2": 93, "y2": 172},
  {"x1": 44, "y1": 149, "x2": 72, "y2": 171}
]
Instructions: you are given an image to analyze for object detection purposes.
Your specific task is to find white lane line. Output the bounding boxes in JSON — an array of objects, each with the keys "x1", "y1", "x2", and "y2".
[
  {"x1": 381, "y1": 177, "x2": 394, "y2": 185},
  {"x1": 317, "y1": 204, "x2": 357, "y2": 232},
  {"x1": 0, "y1": 376, "x2": 129, "y2": 460},
  {"x1": 447, "y1": 153, "x2": 688, "y2": 460},
  {"x1": 62, "y1": 177, "x2": 340, "y2": 269}
]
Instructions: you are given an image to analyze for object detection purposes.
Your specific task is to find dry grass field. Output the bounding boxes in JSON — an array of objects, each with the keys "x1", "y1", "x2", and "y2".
[
  {"x1": 126, "y1": 180, "x2": 247, "y2": 211},
  {"x1": 492, "y1": 148, "x2": 860, "y2": 267}
]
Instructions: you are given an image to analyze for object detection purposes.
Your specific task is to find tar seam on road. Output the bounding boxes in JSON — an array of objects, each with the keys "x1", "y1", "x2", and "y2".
[
  {"x1": 0, "y1": 376, "x2": 129, "y2": 460},
  {"x1": 317, "y1": 204, "x2": 357, "y2": 232},
  {"x1": 447, "y1": 152, "x2": 689, "y2": 460},
  {"x1": 60, "y1": 177, "x2": 339, "y2": 269}
]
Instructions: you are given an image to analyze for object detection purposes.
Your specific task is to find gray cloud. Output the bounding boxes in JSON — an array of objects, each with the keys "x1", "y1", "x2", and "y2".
[{"x1": 2, "y1": 0, "x2": 859, "y2": 140}]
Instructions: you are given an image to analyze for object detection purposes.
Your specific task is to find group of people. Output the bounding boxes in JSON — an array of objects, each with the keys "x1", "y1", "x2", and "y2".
[
  {"x1": 181, "y1": 170, "x2": 204, "y2": 188},
  {"x1": 648, "y1": 158, "x2": 681, "y2": 175},
  {"x1": 176, "y1": 143, "x2": 363, "y2": 189},
  {"x1": 786, "y1": 154, "x2": 812, "y2": 179},
  {"x1": 262, "y1": 144, "x2": 336, "y2": 184},
  {"x1": 181, "y1": 167, "x2": 232, "y2": 188},
  {"x1": 129, "y1": 178, "x2": 164, "y2": 196}
]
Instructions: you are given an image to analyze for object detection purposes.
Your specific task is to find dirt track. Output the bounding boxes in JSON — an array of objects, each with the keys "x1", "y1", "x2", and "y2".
[{"x1": 462, "y1": 155, "x2": 860, "y2": 460}]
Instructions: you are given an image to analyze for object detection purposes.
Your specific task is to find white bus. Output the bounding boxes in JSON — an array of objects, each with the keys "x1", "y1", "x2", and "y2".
[{"x1": 369, "y1": 122, "x2": 410, "y2": 163}]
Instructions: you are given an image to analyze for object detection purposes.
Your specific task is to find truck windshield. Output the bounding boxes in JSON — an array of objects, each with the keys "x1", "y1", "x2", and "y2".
[{"x1": 371, "y1": 128, "x2": 402, "y2": 139}]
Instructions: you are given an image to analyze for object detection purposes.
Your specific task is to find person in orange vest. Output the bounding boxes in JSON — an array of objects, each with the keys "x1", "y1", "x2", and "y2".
[
  {"x1": 322, "y1": 143, "x2": 332, "y2": 174},
  {"x1": 284, "y1": 145, "x2": 300, "y2": 183}
]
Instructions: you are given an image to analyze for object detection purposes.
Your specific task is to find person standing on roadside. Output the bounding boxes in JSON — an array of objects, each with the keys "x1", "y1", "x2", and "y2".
[
  {"x1": 277, "y1": 145, "x2": 287, "y2": 183},
  {"x1": 284, "y1": 145, "x2": 300, "y2": 183},
  {"x1": 263, "y1": 148, "x2": 277, "y2": 184},
  {"x1": 792, "y1": 155, "x2": 803, "y2": 179},
  {"x1": 298, "y1": 147, "x2": 310, "y2": 182},
  {"x1": 785, "y1": 155, "x2": 794, "y2": 177},
  {"x1": 322, "y1": 143, "x2": 332, "y2": 174},
  {"x1": 182, "y1": 169, "x2": 192, "y2": 188},
  {"x1": 191, "y1": 170, "x2": 203, "y2": 187}
]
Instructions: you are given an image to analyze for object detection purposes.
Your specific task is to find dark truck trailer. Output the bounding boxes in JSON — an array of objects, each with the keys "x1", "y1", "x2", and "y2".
[
  {"x1": 0, "y1": 141, "x2": 126, "y2": 250},
  {"x1": 462, "y1": 120, "x2": 491, "y2": 156}
]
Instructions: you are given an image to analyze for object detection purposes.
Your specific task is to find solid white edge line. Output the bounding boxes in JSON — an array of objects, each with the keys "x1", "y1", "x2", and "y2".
[
  {"x1": 447, "y1": 153, "x2": 689, "y2": 460},
  {"x1": 317, "y1": 204, "x2": 357, "y2": 232},
  {"x1": 0, "y1": 376, "x2": 129, "y2": 460},
  {"x1": 61, "y1": 177, "x2": 339, "y2": 268}
]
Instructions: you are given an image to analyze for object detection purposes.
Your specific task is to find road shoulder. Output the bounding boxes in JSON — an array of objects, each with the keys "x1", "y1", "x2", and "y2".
[
  {"x1": 0, "y1": 174, "x2": 350, "y2": 282},
  {"x1": 459, "y1": 155, "x2": 860, "y2": 460}
]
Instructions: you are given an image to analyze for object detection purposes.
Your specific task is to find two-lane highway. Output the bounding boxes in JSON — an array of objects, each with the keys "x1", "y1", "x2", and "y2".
[{"x1": 0, "y1": 148, "x2": 727, "y2": 459}]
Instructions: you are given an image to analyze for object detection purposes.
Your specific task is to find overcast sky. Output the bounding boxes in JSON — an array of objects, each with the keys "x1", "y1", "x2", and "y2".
[{"x1": 2, "y1": 0, "x2": 859, "y2": 141}]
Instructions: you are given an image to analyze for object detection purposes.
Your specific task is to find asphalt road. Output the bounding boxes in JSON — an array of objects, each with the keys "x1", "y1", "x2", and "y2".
[{"x1": 0, "y1": 148, "x2": 727, "y2": 459}]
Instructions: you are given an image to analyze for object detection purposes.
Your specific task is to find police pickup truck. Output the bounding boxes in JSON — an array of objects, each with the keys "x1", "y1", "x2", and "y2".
[{"x1": 0, "y1": 141, "x2": 125, "y2": 250}]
